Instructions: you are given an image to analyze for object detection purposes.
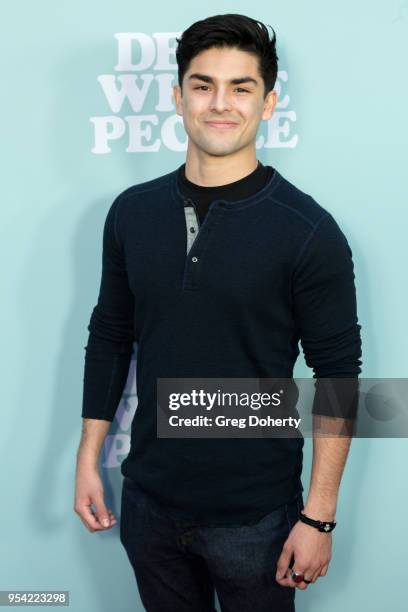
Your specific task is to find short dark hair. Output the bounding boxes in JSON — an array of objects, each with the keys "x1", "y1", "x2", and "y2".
[{"x1": 175, "y1": 14, "x2": 278, "y2": 99}]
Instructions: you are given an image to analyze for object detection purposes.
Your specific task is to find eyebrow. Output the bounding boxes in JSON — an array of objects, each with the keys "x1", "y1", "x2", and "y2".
[{"x1": 188, "y1": 73, "x2": 258, "y2": 87}]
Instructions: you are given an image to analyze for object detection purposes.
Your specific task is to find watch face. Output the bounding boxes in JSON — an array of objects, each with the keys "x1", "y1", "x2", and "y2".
[{"x1": 319, "y1": 522, "x2": 334, "y2": 532}]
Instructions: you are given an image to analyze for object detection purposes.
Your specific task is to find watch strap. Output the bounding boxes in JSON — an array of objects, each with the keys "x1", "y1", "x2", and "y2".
[{"x1": 299, "y1": 511, "x2": 336, "y2": 532}]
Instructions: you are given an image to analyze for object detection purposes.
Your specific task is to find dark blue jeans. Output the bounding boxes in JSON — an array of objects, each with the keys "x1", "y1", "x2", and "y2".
[{"x1": 120, "y1": 477, "x2": 303, "y2": 612}]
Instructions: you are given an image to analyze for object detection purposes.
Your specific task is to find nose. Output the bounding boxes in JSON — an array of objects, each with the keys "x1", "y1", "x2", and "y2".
[{"x1": 209, "y1": 88, "x2": 233, "y2": 113}]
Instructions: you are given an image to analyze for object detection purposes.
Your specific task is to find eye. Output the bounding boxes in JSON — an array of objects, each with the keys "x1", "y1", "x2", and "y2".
[{"x1": 193, "y1": 85, "x2": 250, "y2": 93}]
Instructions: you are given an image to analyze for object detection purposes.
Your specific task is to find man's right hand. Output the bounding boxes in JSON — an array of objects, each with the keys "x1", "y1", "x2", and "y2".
[
  {"x1": 74, "y1": 466, "x2": 117, "y2": 532},
  {"x1": 75, "y1": 417, "x2": 117, "y2": 532}
]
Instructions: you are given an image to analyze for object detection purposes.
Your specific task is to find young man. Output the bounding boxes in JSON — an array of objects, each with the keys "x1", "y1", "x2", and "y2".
[{"x1": 75, "y1": 14, "x2": 362, "y2": 612}]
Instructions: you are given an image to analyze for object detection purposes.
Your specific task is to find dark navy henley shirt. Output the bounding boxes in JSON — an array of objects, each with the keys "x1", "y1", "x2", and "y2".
[{"x1": 81, "y1": 162, "x2": 362, "y2": 526}]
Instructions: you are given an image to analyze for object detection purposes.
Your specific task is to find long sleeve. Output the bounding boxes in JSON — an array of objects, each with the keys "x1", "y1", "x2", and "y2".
[
  {"x1": 292, "y1": 212, "x2": 362, "y2": 418},
  {"x1": 81, "y1": 195, "x2": 135, "y2": 421}
]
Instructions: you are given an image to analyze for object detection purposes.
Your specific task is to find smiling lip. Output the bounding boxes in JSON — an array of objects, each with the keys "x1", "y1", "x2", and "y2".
[{"x1": 205, "y1": 121, "x2": 238, "y2": 129}]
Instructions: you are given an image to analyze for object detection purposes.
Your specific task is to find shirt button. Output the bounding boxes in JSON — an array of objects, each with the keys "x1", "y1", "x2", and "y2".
[
  {"x1": 190, "y1": 227, "x2": 196, "y2": 233},
  {"x1": 192, "y1": 256, "x2": 198, "y2": 262}
]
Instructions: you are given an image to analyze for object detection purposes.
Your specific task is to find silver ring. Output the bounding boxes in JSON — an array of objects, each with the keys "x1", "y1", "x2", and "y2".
[{"x1": 290, "y1": 570, "x2": 304, "y2": 583}]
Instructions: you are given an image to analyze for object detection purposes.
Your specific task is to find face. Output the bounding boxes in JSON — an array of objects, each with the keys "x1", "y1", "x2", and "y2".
[{"x1": 173, "y1": 46, "x2": 277, "y2": 158}]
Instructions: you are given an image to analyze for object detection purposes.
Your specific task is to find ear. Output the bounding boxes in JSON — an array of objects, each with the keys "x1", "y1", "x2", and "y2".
[
  {"x1": 262, "y1": 89, "x2": 278, "y2": 121},
  {"x1": 173, "y1": 84, "x2": 183, "y2": 117}
]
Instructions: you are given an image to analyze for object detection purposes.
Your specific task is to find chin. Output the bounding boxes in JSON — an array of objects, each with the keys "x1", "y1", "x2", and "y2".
[
  {"x1": 186, "y1": 131, "x2": 236, "y2": 154},
  {"x1": 196, "y1": 141, "x2": 239, "y2": 157}
]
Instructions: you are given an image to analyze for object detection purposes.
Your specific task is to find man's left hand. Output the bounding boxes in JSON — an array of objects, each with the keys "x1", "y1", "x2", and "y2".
[{"x1": 275, "y1": 521, "x2": 332, "y2": 589}]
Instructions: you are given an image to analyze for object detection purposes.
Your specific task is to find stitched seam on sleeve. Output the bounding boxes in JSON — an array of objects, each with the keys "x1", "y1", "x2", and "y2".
[
  {"x1": 292, "y1": 212, "x2": 330, "y2": 274},
  {"x1": 267, "y1": 197, "x2": 317, "y2": 228}
]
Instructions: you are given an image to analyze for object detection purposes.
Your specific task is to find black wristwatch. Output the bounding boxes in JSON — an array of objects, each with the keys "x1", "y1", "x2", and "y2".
[{"x1": 299, "y1": 511, "x2": 337, "y2": 533}]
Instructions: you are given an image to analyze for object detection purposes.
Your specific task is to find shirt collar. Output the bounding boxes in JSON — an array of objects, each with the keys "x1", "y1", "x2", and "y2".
[{"x1": 170, "y1": 162, "x2": 281, "y2": 211}]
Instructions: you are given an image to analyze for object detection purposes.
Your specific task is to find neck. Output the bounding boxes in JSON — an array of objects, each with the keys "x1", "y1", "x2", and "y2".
[{"x1": 184, "y1": 145, "x2": 258, "y2": 187}]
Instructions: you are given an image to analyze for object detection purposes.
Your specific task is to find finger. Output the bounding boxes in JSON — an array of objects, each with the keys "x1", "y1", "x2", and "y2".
[
  {"x1": 107, "y1": 509, "x2": 117, "y2": 524},
  {"x1": 282, "y1": 573, "x2": 308, "y2": 589},
  {"x1": 302, "y1": 569, "x2": 319, "y2": 585},
  {"x1": 284, "y1": 560, "x2": 315, "y2": 590},
  {"x1": 94, "y1": 498, "x2": 111, "y2": 528},
  {"x1": 276, "y1": 545, "x2": 294, "y2": 582},
  {"x1": 310, "y1": 566, "x2": 323, "y2": 582},
  {"x1": 78, "y1": 504, "x2": 106, "y2": 532},
  {"x1": 86, "y1": 505, "x2": 116, "y2": 529},
  {"x1": 320, "y1": 563, "x2": 329, "y2": 577},
  {"x1": 295, "y1": 577, "x2": 308, "y2": 590},
  {"x1": 78, "y1": 514, "x2": 100, "y2": 533},
  {"x1": 275, "y1": 569, "x2": 296, "y2": 588},
  {"x1": 77, "y1": 503, "x2": 102, "y2": 531},
  {"x1": 301, "y1": 566, "x2": 321, "y2": 584},
  {"x1": 278, "y1": 565, "x2": 307, "y2": 589}
]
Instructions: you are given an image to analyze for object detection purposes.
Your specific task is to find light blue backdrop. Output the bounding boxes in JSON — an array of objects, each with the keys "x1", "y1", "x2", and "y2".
[{"x1": 1, "y1": 1, "x2": 406, "y2": 611}]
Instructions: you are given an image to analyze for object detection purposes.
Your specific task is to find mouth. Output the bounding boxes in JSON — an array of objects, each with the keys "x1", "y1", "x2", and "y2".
[{"x1": 204, "y1": 121, "x2": 238, "y2": 129}]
